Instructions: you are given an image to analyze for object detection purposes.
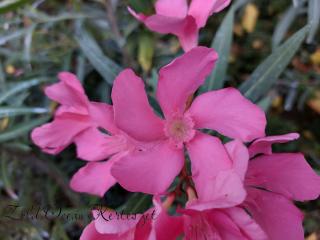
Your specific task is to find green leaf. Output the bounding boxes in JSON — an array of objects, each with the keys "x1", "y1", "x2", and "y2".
[
  {"x1": 0, "y1": 107, "x2": 49, "y2": 118},
  {"x1": 239, "y1": 25, "x2": 309, "y2": 102},
  {"x1": 201, "y1": 7, "x2": 235, "y2": 92},
  {"x1": 0, "y1": 26, "x2": 34, "y2": 46},
  {"x1": 129, "y1": 0, "x2": 155, "y2": 14},
  {"x1": 0, "y1": 0, "x2": 30, "y2": 14},
  {"x1": 0, "y1": 78, "x2": 50, "y2": 104},
  {"x1": 0, "y1": 116, "x2": 49, "y2": 143},
  {"x1": 307, "y1": 0, "x2": 320, "y2": 43},
  {"x1": 75, "y1": 27, "x2": 122, "y2": 84},
  {"x1": 118, "y1": 193, "x2": 152, "y2": 214},
  {"x1": 272, "y1": 5, "x2": 300, "y2": 50}
]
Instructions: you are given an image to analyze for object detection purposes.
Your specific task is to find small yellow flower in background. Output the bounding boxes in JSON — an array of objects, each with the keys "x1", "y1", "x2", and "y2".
[
  {"x1": 5, "y1": 65, "x2": 15, "y2": 75},
  {"x1": 242, "y1": 3, "x2": 259, "y2": 33},
  {"x1": 0, "y1": 117, "x2": 9, "y2": 131},
  {"x1": 308, "y1": 90, "x2": 320, "y2": 114},
  {"x1": 310, "y1": 49, "x2": 320, "y2": 66}
]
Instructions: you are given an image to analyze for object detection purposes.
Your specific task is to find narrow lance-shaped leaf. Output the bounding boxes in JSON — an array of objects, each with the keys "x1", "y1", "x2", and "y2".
[
  {"x1": 0, "y1": 107, "x2": 49, "y2": 118},
  {"x1": 0, "y1": 26, "x2": 34, "y2": 46},
  {"x1": 307, "y1": 0, "x2": 320, "y2": 43},
  {"x1": 272, "y1": 5, "x2": 300, "y2": 50},
  {"x1": 117, "y1": 193, "x2": 152, "y2": 214},
  {"x1": 0, "y1": 78, "x2": 51, "y2": 104},
  {"x1": 75, "y1": 27, "x2": 122, "y2": 84},
  {"x1": 0, "y1": 116, "x2": 50, "y2": 143},
  {"x1": 200, "y1": 6, "x2": 235, "y2": 92},
  {"x1": 0, "y1": 0, "x2": 30, "y2": 14},
  {"x1": 239, "y1": 25, "x2": 309, "y2": 102}
]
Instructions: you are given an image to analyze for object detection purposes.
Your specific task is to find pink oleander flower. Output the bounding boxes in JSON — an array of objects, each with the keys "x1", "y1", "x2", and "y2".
[
  {"x1": 186, "y1": 139, "x2": 251, "y2": 211},
  {"x1": 80, "y1": 197, "x2": 182, "y2": 240},
  {"x1": 31, "y1": 72, "x2": 142, "y2": 196},
  {"x1": 80, "y1": 197, "x2": 266, "y2": 240},
  {"x1": 236, "y1": 133, "x2": 320, "y2": 240},
  {"x1": 109, "y1": 46, "x2": 266, "y2": 208},
  {"x1": 128, "y1": 0, "x2": 231, "y2": 51}
]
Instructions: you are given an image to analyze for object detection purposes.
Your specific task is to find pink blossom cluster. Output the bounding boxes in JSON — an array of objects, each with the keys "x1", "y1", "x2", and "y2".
[{"x1": 31, "y1": 0, "x2": 320, "y2": 239}]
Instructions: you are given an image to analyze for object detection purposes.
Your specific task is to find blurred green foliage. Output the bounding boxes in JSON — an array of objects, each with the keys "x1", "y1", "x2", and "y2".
[{"x1": 0, "y1": 0, "x2": 319, "y2": 239}]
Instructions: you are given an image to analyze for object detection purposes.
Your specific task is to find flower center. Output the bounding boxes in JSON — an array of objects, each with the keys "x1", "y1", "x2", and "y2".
[{"x1": 164, "y1": 114, "x2": 195, "y2": 147}]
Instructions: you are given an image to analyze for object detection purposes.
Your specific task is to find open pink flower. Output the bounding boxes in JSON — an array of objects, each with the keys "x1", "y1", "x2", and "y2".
[
  {"x1": 128, "y1": 0, "x2": 231, "y2": 51},
  {"x1": 80, "y1": 197, "x2": 183, "y2": 240},
  {"x1": 31, "y1": 72, "x2": 114, "y2": 156},
  {"x1": 110, "y1": 47, "x2": 266, "y2": 207},
  {"x1": 80, "y1": 197, "x2": 266, "y2": 240},
  {"x1": 228, "y1": 133, "x2": 320, "y2": 240},
  {"x1": 31, "y1": 72, "x2": 141, "y2": 197},
  {"x1": 186, "y1": 139, "x2": 250, "y2": 211}
]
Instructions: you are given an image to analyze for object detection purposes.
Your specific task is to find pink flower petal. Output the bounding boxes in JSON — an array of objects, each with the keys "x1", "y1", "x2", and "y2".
[
  {"x1": 211, "y1": 0, "x2": 232, "y2": 13},
  {"x1": 149, "y1": 197, "x2": 184, "y2": 240},
  {"x1": 176, "y1": 15, "x2": 199, "y2": 52},
  {"x1": 247, "y1": 153, "x2": 320, "y2": 201},
  {"x1": 224, "y1": 207, "x2": 267, "y2": 240},
  {"x1": 155, "y1": 0, "x2": 188, "y2": 18},
  {"x1": 186, "y1": 133, "x2": 246, "y2": 210},
  {"x1": 245, "y1": 189, "x2": 304, "y2": 240},
  {"x1": 225, "y1": 140, "x2": 249, "y2": 181},
  {"x1": 143, "y1": 14, "x2": 198, "y2": 52},
  {"x1": 182, "y1": 209, "x2": 224, "y2": 239},
  {"x1": 80, "y1": 222, "x2": 111, "y2": 240},
  {"x1": 93, "y1": 210, "x2": 141, "y2": 235},
  {"x1": 45, "y1": 72, "x2": 89, "y2": 114},
  {"x1": 157, "y1": 47, "x2": 218, "y2": 117},
  {"x1": 188, "y1": 87, "x2": 266, "y2": 142},
  {"x1": 188, "y1": 0, "x2": 231, "y2": 28},
  {"x1": 70, "y1": 160, "x2": 117, "y2": 197},
  {"x1": 187, "y1": 170, "x2": 246, "y2": 211},
  {"x1": 249, "y1": 133, "x2": 300, "y2": 158},
  {"x1": 111, "y1": 141, "x2": 184, "y2": 194},
  {"x1": 88, "y1": 102, "x2": 119, "y2": 135},
  {"x1": 31, "y1": 112, "x2": 89, "y2": 154},
  {"x1": 112, "y1": 69, "x2": 164, "y2": 141},
  {"x1": 74, "y1": 128, "x2": 129, "y2": 161},
  {"x1": 127, "y1": 6, "x2": 147, "y2": 21}
]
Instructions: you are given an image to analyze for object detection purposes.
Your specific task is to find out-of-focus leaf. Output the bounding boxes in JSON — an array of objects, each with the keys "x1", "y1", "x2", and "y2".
[
  {"x1": 138, "y1": 32, "x2": 154, "y2": 72},
  {"x1": 0, "y1": 26, "x2": 34, "y2": 46},
  {"x1": 272, "y1": 5, "x2": 300, "y2": 50},
  {"x1": 0, "y1": 107, "x2": 48, "y2": 118},
  {"x1": 1, "y1": 156, "x2": 18, "y2": 200},
  {"x1": 76, "y1": 53, "x2": 86, "y2": 82},
  {"x1": 0, "y1": 0, "x2": 30, "y2": 14},
  {"x1": 233, "y1": 0, "x2": 250, "y2": 10},
  {"x1": 307, "y1": 0, "x2": 320, "y2": 43},
  {"x1": 239, "y1": 25, "x2": 309, "y2": 102},
  {"x1": 50, "y1": 222, "x2": 69, "y2": 240},
  {"x1": 23, "y1": 24, "x2": 36, "y2": 63},
  {"x1": 0, "y1": 116, "x2": 49, "y2": 143},
  {"x1": 75, "y1": 27, "x2": 122, "y2": 84},
  {"x1": 0, "y1": 78, "x2": 50, "y2": 104},
  {"x1": 257, "y1": 95, "x2": 273, "y2": 112},
  {"x1": 292, "y1": 0, "x2": 300, "y2": 7},
  {"x1": 118, "y1": 193, "x2": 152, "y2": 214},
  {"x1": 0, "y1": 62, "x2": 5, "y2": 89},
  {"x1": 241, "y1": 3, "x2": 259, "y2": 33},
  {"x1": 201, "y1": 6, "x2": 235, "y2": 91},
  {"x1": 284, "y1": 81, "x2": 298, "y2": 111},
  {"x1": 129, "y1": 0, "x2": 154, "y2": 14}
]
